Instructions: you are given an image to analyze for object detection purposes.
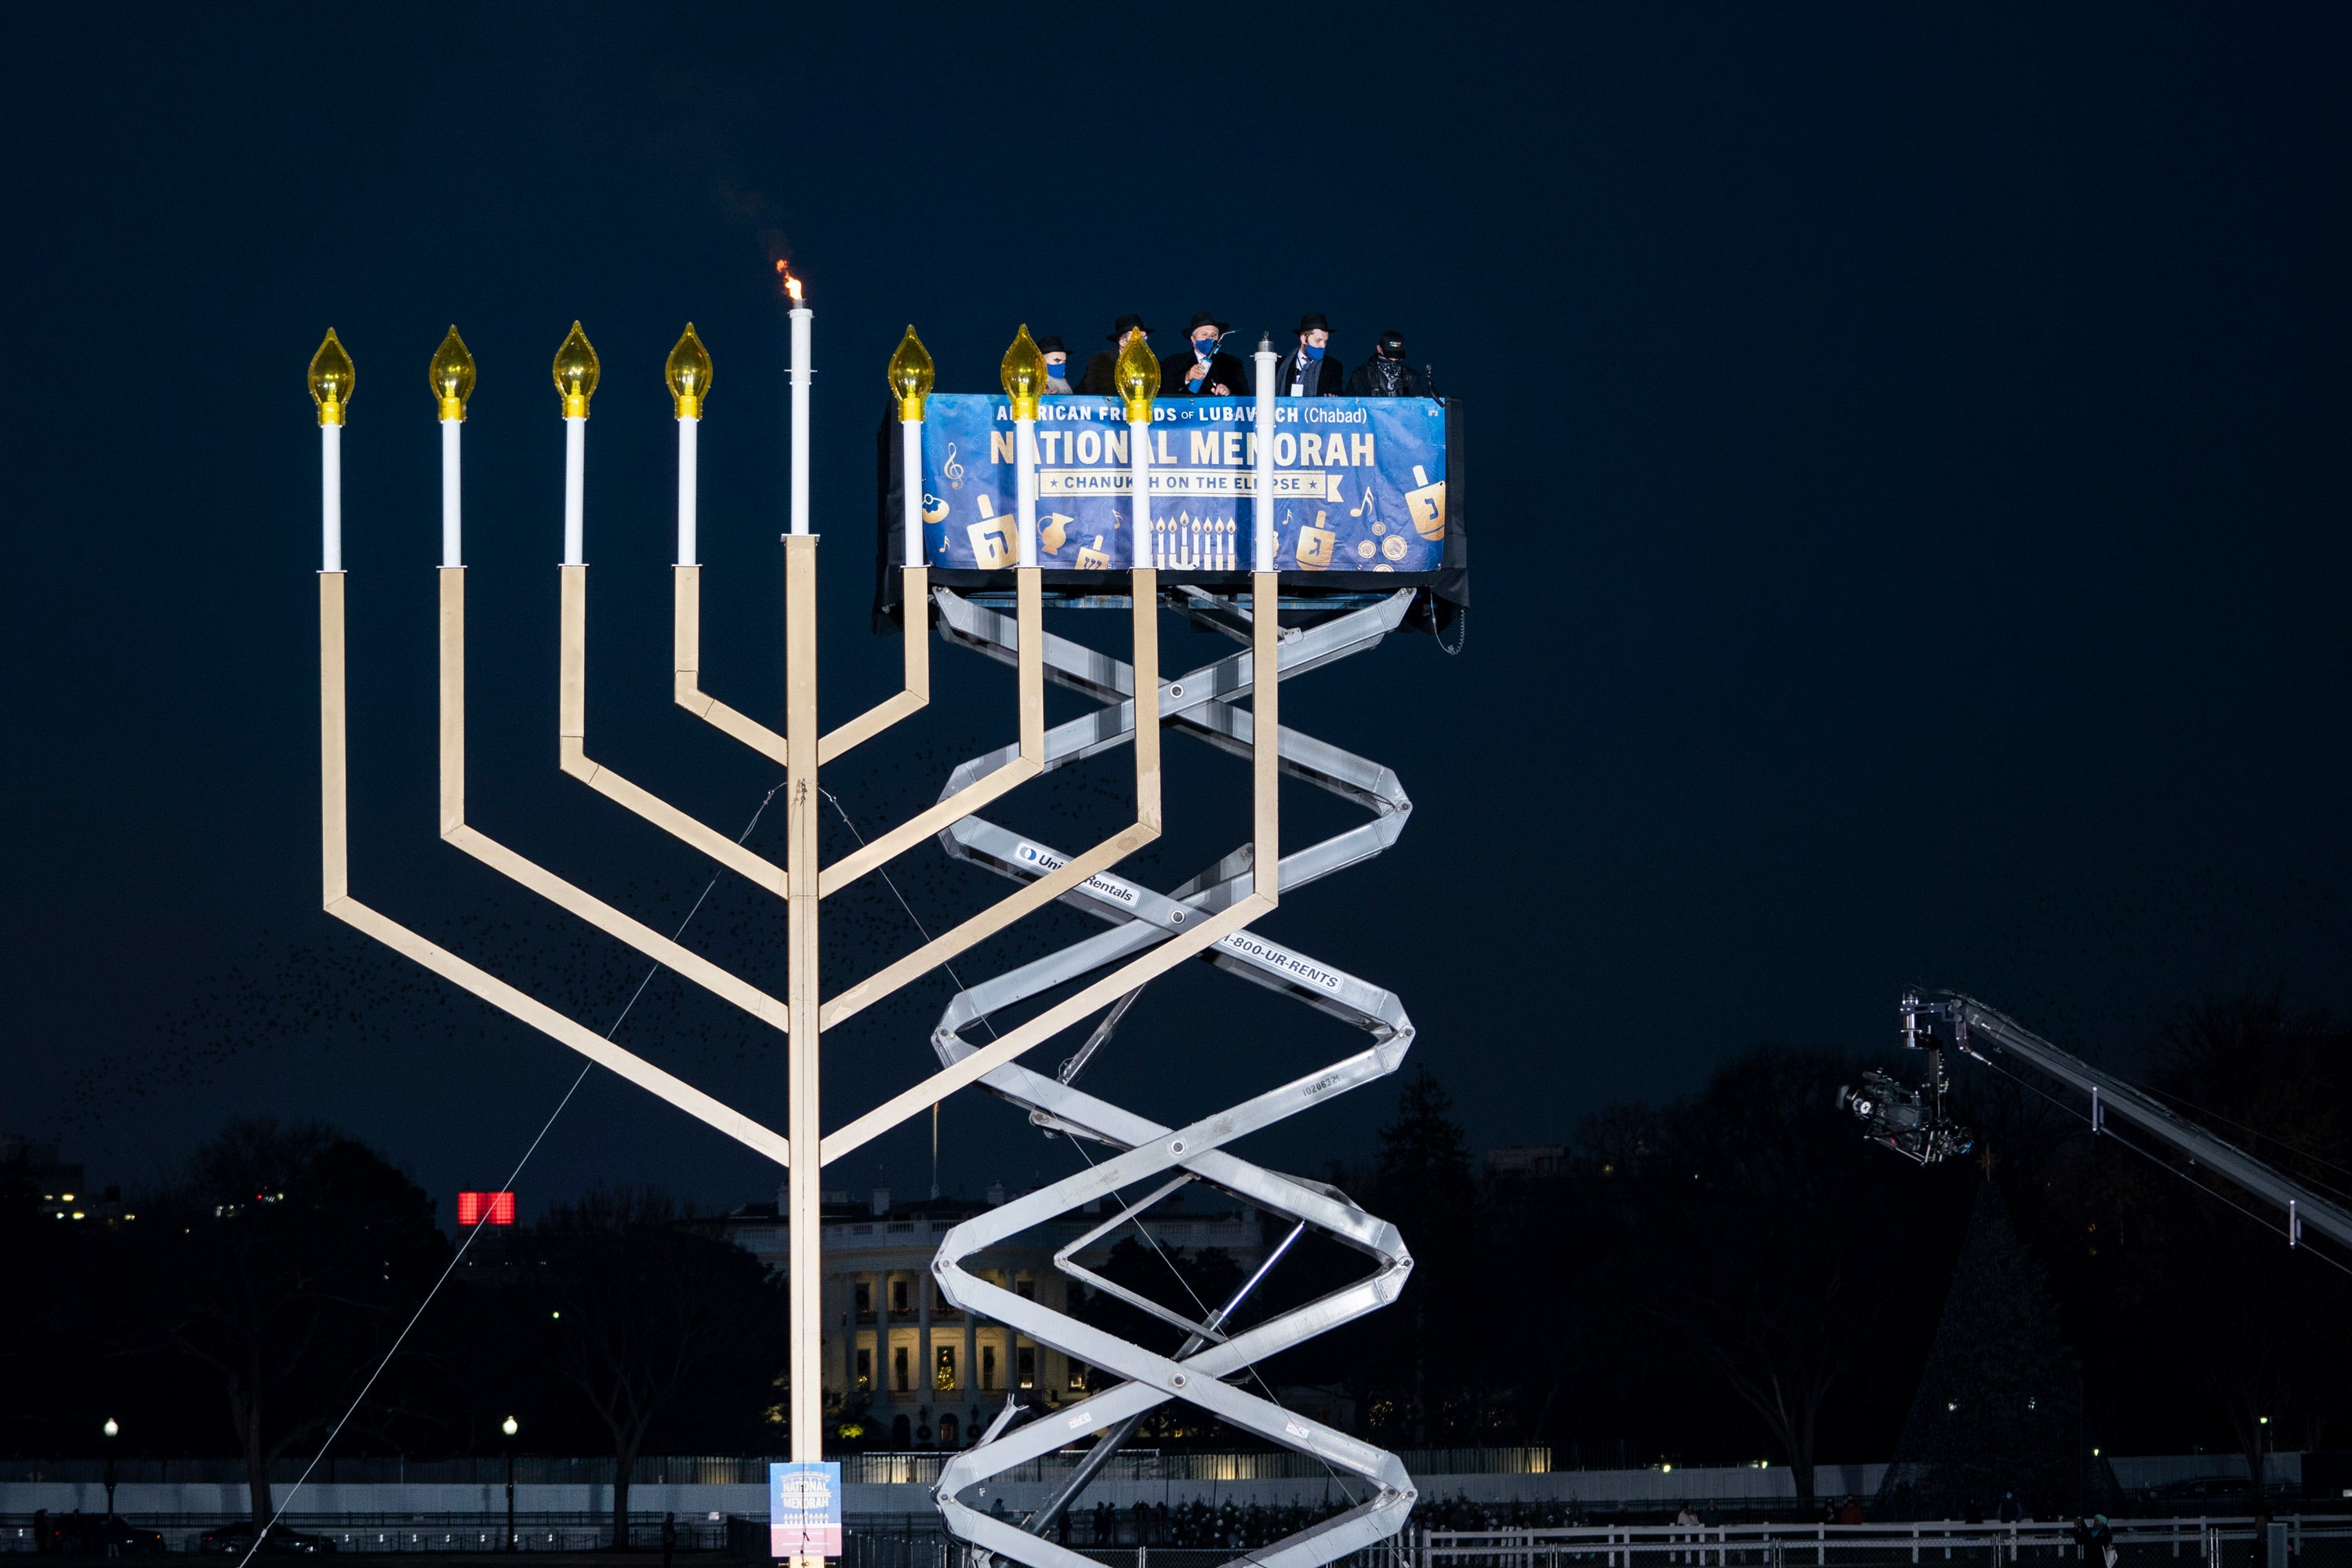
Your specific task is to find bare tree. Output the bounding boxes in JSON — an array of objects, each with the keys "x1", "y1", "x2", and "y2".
[
  {"x1": 127, "y1": 1120, "x2": 448, "y2": 1532},
  {"x1": 520, "y1": 1187, "x2": 786, "y2": 1549}
]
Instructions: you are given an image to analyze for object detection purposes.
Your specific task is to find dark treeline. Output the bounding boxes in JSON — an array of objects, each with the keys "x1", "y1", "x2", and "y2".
[
  {"x1": 0, "y1": 1125, "x2": 785, "y2": 1547},
  {"x1": 5, "y1": 988, "x2": 2347, "y2": 1526},
  {"x1": 1248, "y1": 987, "x2": 2352, "y2": 1512}
]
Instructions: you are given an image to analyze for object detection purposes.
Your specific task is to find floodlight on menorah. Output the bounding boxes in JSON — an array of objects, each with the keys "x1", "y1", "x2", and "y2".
[{"x1": 305, "y1": 285, "x2": 1465, "y2": 1568}]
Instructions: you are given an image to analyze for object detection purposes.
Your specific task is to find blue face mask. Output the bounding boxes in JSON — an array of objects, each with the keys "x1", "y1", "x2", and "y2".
[
  {"x1": 1194, "y1": 339, "x2": 1217, "y2": 360},
  {"x1": 1301, "y1": 343, "x2": 1325, "y2": 361},
  {"x1": 1045, "y1": 359, "x2": 1068, "y2": 380}
]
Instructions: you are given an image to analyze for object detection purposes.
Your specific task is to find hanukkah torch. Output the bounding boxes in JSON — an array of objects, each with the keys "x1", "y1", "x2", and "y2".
[{"x1": 782, "y1": 266, "x2": 811, "y2": 536}]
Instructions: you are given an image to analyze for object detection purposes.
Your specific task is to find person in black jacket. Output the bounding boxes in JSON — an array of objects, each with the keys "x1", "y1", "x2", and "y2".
[
  {"x1": 1160, "y1": 311, "x2": 1249, "y2": 396},
  {"x1": 1345, "y1": 329, "x2": 1424, "y2": 396},
  {"x1": 1269, "y1": 314, "x2": 1344, "y2": 396},
  {"x1": 1079, "y1": 314, "x2": 1154, "y2": 395}
]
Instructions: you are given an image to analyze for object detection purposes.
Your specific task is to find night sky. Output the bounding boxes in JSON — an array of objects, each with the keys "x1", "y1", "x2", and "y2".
[{"x1": 5, "y1": 8, "x2": 2350, "y2": 1227}]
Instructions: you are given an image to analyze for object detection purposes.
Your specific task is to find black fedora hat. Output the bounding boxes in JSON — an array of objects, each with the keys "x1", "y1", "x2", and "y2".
[
  {"x1": 1185, "y1": 310, "x2": 1231, "y2": 333},
  {"x1": 1106, "y1": 313, "x2": 1154, "y2": 341},
  {"x1": 1294, "y1": 312, "x2": 1330, "y2": 336},
  {"x1": 1036, "y1": 335, "x2": 1067, "y2": 355}
]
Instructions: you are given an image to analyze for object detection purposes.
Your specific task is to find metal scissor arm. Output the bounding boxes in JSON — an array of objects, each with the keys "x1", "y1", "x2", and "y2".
[{"x1": 912, "y1": 586, "x2": 1425, "y2": 1568}]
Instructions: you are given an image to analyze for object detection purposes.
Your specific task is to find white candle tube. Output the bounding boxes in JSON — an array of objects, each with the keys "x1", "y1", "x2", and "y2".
[
  {"x1": 564, "y1": 416, "x2": 586, "y2": 565},
  {"x1": 321, "y1": 423, "x2": 342, "y2": 572},
  {"x1": 1254, "y1": 348, "x2": 1278, "y2": 572},
  {"x1": 1015, "y1": 417, "x2": 1038, "y2": 568},
  {"x1": 441, "y1": 417, "x2": 463, "y2": 568},
  {"x1": 900, "y1": 419, "x2": 923, "y2": 568},
  {"x1": 677, "y1": 416, "x2": 699, "y2": 567},
  {"x1": 789, "y1": 305, "x2": 812, "y2": 536},
  {"x1": 1130, "y1": 417, "x2": 1151, "y2": 556}
]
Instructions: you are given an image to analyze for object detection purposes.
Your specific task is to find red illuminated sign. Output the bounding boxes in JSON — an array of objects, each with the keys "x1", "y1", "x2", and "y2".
[{"x1": 457, "y1": 1191, "x2": 515, "y2": 1227}]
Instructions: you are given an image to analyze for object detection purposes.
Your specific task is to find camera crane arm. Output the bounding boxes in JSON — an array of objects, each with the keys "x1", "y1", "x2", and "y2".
[{"x1": 1896, "y1": 990, "x2": 2352, "y2": 1252}]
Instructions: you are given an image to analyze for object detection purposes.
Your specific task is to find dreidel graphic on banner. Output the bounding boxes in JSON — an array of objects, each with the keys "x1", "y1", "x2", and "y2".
[
  {"x1": 1296, "y1": 509, "x2": 1338, "y2": 569},
  {"x1": 1405, "y1": 463, "x2": 1446, "y2": 541},
  {"x1": 966, "y1": 495, "x2": 1012, "y2": 568},
  {"x1": 1073, "y1": 534, "x2": 1112, "y2": 570}
]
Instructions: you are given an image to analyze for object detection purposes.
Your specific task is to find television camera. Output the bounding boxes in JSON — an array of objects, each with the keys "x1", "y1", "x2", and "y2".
[{"x1": 1835, "y1": 992, "x2": 1977, "y2": 1165}]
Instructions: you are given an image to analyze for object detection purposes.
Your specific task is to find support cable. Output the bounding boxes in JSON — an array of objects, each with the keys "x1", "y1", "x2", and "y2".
[
  {"x1": 1062, "y1": 1132, "x2": 1365, "y2": 1512},
  {"x1": 237, "y1": 778, "x2": 790, "y2": 1567},
  {"x1": 2125, "y1": 1078, "x2": 2352, "y2": 1198},
  {"x1": 1975, "y1": 1055, "x2": 2352, "y2": 1279}
]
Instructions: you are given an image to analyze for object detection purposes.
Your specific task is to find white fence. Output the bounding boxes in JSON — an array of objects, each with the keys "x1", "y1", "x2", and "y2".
[{"x1": 1421, "y1": 1518, "x2": 2351, "y2": 1568}]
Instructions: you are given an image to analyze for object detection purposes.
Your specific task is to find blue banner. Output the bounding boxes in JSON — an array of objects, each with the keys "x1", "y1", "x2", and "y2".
[
  {"x1": 768, "y1": 1461, "x2": 841, "y2": 1558},
  {"x1": 913, "y1": 394, "x2": 1447, "y2": 575}
]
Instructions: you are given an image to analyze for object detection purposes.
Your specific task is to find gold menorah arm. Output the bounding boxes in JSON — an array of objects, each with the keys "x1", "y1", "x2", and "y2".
[
  {"x1": 671, "y1": 564, "x2": 931, "y2": 770},
  {"x1": 815, "y1": 568, "x2": 1045, "y2": 899},
  {"x1": 818, "y1": 568, "x2": 1164, "y2": 1033},
  {"x1": 817, "y1": 565, "x2": 929, "y2": 763},
  {"x1": 816, "y1": 571, "x2": 1282, "y2": 1166},
  {"x1": 671, "y1": 564, "x2": 786, "y2": 770},
  {"x1": 319, "y1": 571, "x2": 793, "y2": 1167},
  {"x1": 558, "y1": 564, "x2": 791, "y2": 898},
  {"x1": 437, "y1": 569, "x2": 792, "y2": 1034}
]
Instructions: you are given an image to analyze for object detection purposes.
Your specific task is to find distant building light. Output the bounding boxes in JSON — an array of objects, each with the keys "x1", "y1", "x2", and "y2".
[{"x1": 458, "y1": 1191, "x2": 517, "y2": 1226}]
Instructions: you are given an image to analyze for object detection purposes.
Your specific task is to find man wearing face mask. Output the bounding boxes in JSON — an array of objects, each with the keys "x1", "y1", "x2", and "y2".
[
  {"x1": 1159, "y1": 311, "x2": 1249, "y2": 396},
  {"x1": 1080, "y1": 314, "x2": 1154, "y2": 395},
  {"x1": 1272, "y1": 314, "x2": 1345, "y2": 397},
  {"x1": 1038, "y1": 335, "x2": 1073, "y2": 394},
  {"x1": 1345, "y1": 329, "x2": 1424, "y2": 397}
]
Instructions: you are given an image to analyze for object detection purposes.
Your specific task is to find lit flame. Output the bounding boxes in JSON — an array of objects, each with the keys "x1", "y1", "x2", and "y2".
[{"x1": 775, "y1": 260, "x2": 803, "y2": 303}]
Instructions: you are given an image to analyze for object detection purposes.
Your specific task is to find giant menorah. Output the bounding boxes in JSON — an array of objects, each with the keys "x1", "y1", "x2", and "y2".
[{"x1": 306, "y1": 299, "x2": 1454, "y2": 1568}]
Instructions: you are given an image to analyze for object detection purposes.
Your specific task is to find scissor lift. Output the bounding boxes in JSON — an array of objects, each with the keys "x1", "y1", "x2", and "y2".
[{"x1": 912, "y1": 584, "x2": 1428, "y2": 1568}]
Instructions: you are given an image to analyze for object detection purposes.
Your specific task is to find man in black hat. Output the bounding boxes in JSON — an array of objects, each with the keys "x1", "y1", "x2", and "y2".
[
  {"x1": 1345, "y1": 328, "x2": 1423, "y2": 397},
  {"x1": 1274, "y1": 314, "x2": 1344, "y2": 397},
  {"x1": 1039, "y1": 336, "x2": 1073, "y2": 394},
  {"x1": 1160, "y1": 311, "x2": 1248, "y2": 396},
  {"x1": 1080, "y1": 314, "x2": 1153, "y2": 396}
]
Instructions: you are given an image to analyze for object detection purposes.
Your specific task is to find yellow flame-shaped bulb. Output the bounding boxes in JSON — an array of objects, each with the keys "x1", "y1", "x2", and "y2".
[
  {"x1": 429, "y1": 326, "x2": 476, "y2": 422},
  {"x1": 665, "y1": 324, "x2": 713, "y2": 419},
  {"x1": 1000, "y1": 325, "x2": 1047, "y2": 421},
  {"x1": 887, "y1": 325, "x2": 935, "y2": 421},
  {"x1": 1115, "y1": 332, "x2": 1159, "y2": 423},
  {"x1": 552, "y1": 321, "x2": 601, "y2": 418},
  {"x1": 309, "y1": 329, "x2": 355, "y2": 426}
]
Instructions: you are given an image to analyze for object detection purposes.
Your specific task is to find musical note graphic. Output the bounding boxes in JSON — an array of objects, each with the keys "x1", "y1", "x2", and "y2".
[{"x1": 942, "y1": 441, "x2": 966, "y2": 492}]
